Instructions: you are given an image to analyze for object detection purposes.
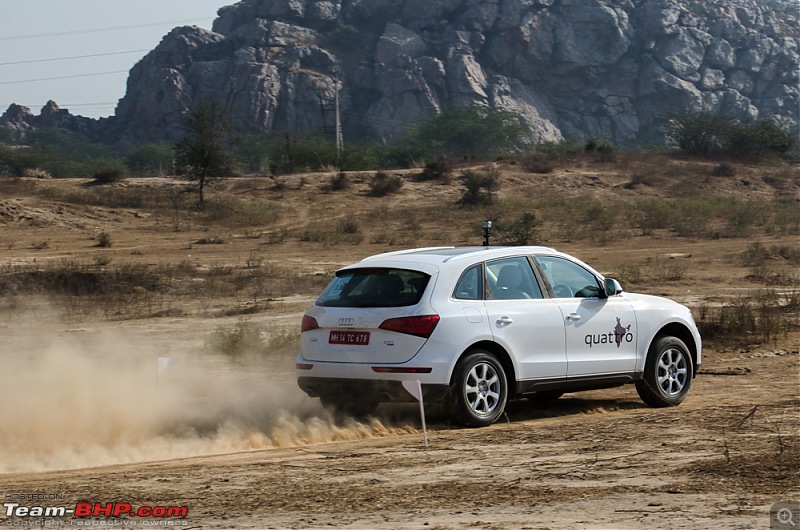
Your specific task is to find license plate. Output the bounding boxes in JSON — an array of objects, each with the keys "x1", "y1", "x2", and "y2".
[{"x1": 329, "y1": 330, "x2": 370, "y2": 345}]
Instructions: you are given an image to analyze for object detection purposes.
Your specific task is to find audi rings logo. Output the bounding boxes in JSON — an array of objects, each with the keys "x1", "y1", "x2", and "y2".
[{"x1": 338, "y1": 318, "x2": 355, "y2": 327}]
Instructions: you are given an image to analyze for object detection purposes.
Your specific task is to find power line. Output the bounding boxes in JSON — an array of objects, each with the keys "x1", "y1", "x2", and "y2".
[
  {"x1": 0, "y1": 18, "x2": 212, "y2": 41},
  {"x1": 0, "y1": 50, "x2": 151, "y2": 66},
  {"x1": 0, "y1": 70, "x2": 129, "y2": 85}
]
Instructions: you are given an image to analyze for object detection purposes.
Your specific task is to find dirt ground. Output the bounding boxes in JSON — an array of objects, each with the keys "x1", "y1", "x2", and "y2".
[
  {"x1": 0, "y1": 333, "x2": 796, "y2": 529},
  {"x1": 0, "y1": 163, "x2": 798, "y2": 529}
]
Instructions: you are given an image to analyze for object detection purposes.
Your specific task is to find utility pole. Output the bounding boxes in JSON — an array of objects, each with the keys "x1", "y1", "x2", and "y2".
[{"x1": 333, "y1": 66, "x2": 343, "y2": 160}]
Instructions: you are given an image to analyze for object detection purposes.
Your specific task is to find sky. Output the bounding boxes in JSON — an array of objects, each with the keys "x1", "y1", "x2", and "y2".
[{"x1": 0, "y1": 1, "x2": 232, "y2": 119}]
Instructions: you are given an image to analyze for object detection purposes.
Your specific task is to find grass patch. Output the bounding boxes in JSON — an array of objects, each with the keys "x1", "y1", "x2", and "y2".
[{"x1": 203, "y1": 196, "x2": 282, "y2": 227}]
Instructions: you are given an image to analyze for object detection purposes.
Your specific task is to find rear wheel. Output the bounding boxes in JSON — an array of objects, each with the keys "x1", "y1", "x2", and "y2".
[
  {"x1": 449, "y1": 351, "x2": 508, "y2": 427},
  {"x1": 320, "y1": 396, "x2": 379, "y2": 419},
  {"x1": 636, "y1": 336, "x2": 693, "y2": 407}
]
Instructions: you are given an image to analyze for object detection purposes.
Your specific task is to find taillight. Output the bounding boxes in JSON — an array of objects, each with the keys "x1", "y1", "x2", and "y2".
[
  {"x1": 379, "y1": 315, "x2": 440, "y2": 338},
  {"x1": 301, "y1": 315, "x2": 319, "y2": 333}
]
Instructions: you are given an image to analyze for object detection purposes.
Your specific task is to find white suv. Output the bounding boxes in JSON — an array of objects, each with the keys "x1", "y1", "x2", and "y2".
[{"x1": 297, "y1": 247, "x2": 701, "y2": 426}]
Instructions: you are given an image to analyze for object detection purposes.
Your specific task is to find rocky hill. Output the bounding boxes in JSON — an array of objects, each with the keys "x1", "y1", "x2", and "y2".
[{"x1": 3, "y1": 0, "x2": 799, "y2": 147}]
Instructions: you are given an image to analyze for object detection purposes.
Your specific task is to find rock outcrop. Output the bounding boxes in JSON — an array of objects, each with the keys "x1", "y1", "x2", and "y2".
[
  {"x1": 0, "y1": 101, "x2": 98, "y2": 141},
  {"x1": 3, "y1": 0, "x2": 798, "y2": 147}
]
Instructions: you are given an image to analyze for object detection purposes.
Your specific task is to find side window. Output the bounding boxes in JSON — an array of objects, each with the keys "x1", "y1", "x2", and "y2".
[
  {"x1": 485, "y1": 257, "x2": 543, "y2": 300},
  {"x1": 535, "y1": 256, "x2": 601, "y2": 298},
  {"x1": 454, "y1": 264, "x2": 482, "y2": 300}
]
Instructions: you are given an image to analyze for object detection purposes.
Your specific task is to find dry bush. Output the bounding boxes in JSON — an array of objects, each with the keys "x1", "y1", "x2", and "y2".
[
  {"x1": 92, "y1": 168, "x2": 126, "y2": 184},
  {"x1": 520, "y1": 153, "x2": 554, "y2": 174},
  {"x1": 415, "y1": 159, "x2": 452, "y2": 182},
  {"x1": 327, "y1": 172, "x2": 350, "y2": 191},
  {"x1": 96, "y1": 231, "x2": 112, "y2": 248},
  {"x1": 697, "y1": 291, "x2": 790, "y2": 347},
  {"x1": 300, "y1": 220, "x2": 364, "y2": 245},
  {"x1": 369, "y1": 171, "x2": 403, "y2": 197},
  {"x1": 205, "y1": 319, "x2": 266, "y2": 360},
  {"x1": 616, "y1": 257, "x2": 687, "y2": 287},
  {"x1": 194, "y1": 236, "x2": 225, "y2": 245}
]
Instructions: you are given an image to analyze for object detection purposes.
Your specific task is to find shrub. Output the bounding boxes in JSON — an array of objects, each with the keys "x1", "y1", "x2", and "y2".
[
  {"x1": 92, "y1": 168, "x2": 125, "y2": 184},
  {"x1": 500, "y1": 212, "x2": 541, "y2": 245},
  {"x1": 666, "y1": 112, "x2": 731, "y2": 157},
  {"x1": 584, "y1": 138, "x2": 615, "y2": 162},
  {"x1": 338, "y1": 218, "x2": 360, "y2": 234},
  {"x1": 96, "y1": 232, "x2": 112, "y2": 248},
  {"x1": 698, "y1": 293, "x2": 787, "y2": 347},
  {"x1": 521, "y1": 153, "x2": 554, "y2": 174},
  {"x1": 416, "y1": 159, "x2": 452, "y2": 182},
  {"x1": 328, "y1": 172, "x2": 350, "y2": 191},
  {"x1": 194, "y1": 236, "x2": 225, "y2": 245},
  {"x1": 534, "y1": 139, "x2": 584, "y2": 160},
  {"x1": 711, "y1": 163, "x2": 736, "y2": 177},
  {"x1": 457, "y1": 168, "x2": 501, "y2": 207},
  {"x1": 205, "y1": 320, "x2": 266, "y2": 360},
  {"x1": 369, "y1": 171, "x2": 403, "y2": 197},
  {"x1": 93, "y1": 255, "x2": 112, "y2": 267}
]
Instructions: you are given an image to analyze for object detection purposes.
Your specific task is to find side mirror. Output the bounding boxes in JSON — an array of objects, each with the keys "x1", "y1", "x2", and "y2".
[{"x1": 603, "y1": 278, "x2": 623, "y2": 297}]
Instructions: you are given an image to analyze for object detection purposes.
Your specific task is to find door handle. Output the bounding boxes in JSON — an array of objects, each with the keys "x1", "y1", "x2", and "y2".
[
  {"x1": 497, "y1": 316, "x2": 514, "y2": 325},
  {"x1": 566, "y1": 313, "x2": 581, "y2": 322}
]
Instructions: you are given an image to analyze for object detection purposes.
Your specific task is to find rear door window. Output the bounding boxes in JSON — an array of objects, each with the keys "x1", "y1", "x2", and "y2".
[
  {"x1": 316, "y1": 268, "x2": 430, "y2": 307},
  {"x1": 485, "y1": 257, "x2": 543, "y2": 300}
]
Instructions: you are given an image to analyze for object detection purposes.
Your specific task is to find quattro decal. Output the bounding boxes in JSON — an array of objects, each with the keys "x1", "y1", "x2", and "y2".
[{"x1": 585, "y1": 317, "x2": 633, "y2": 348}]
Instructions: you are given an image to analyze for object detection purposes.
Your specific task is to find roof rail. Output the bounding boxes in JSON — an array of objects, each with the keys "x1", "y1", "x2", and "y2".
[{"x1": 360, "y1": 246, "x2": 455, "y2": 261}]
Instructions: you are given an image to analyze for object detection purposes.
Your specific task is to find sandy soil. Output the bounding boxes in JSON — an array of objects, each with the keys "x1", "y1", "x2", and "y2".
[
  {"x1": 0, "y1": 333, "x2": 796, "y2": 529},
  {"x1": 0, "y1": 166, "x2": 797, "y2": 529}
]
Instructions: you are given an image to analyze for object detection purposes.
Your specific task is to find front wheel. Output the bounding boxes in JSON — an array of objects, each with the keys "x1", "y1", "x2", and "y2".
[
  {"x1": 449, "y1": 351, "x2": 508, "y2": 427},
  {"x1": 636, "y1": 336, "x2": 693, "y2": 407}
]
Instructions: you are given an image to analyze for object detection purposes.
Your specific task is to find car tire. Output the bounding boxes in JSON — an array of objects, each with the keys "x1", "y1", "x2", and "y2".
[
  {"x1": 635, "y1": 336, "x2": 693, "y2": 407},
  {"x1": 320, "y1": 396, "x2": 379, "y2": 419},
  {"x1": 449, "y1": 351, "x2": 508, "y2": 427},
  {"x1": 527, "y1": 391, "x2": 564, "y2": 403}
]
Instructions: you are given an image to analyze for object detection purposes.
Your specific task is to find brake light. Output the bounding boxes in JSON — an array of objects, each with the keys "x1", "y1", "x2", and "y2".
[
  {"x1": 296, "y1": 363, "x2": 314, "y2": 370},
  {"x1": 301, "y1": 315, "x2": 319, "y2": 333},
  {"x1": 379, "y1": 315, "x2": 440, "y2": 338}
]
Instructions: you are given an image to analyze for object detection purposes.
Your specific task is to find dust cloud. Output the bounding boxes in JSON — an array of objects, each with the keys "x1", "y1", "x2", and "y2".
[{"x1": 0, "y1": 315, "x2": 419, "y2": 473}]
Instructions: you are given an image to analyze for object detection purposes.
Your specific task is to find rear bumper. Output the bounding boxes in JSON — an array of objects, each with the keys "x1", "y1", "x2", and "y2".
[{"x1": 297, "y1": 376, "x2": 450, "y2": 403}]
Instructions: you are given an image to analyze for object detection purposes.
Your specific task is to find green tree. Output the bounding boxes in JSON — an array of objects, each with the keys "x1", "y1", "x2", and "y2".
[
  {"x1": 726, "y1": 118, "x2": 795, "y2": 161},
  {"x1": 174, "y1": 101, "x2": 237, "y2": 205},
  {"x1": 238, "y1": 133, "x2": 272, "y2": 174},
  {"x1": 25, "y1": 128, "x2": 120, "y2": 178},
  {"x1": 667, "y1": 112, "x2": 795, "y2": 161},
  {"x1": 0, "y1": 145, "x2": 44, "y2": 177},
  {"x1": 667, "y1": 112, "x2": 732, "y2": 157},
  {"x1": 408, "y1": 107, "x2": 528, "y2": 160},
  {"x1": 125, "y1": 143, "x2": 173, "y2": 176}
]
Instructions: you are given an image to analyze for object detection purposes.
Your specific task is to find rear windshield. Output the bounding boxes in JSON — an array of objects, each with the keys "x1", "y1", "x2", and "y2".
[{"x1": 316, "y1": 268, "x2": 430, "y2": 308}]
